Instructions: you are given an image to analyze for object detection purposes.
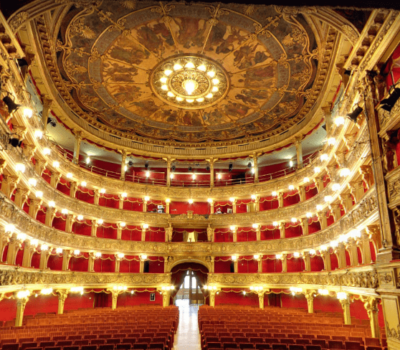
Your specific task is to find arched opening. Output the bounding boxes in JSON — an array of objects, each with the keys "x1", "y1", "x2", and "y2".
[{"x1": 170, "y1": 263, "x2": 209, "y2": 306}]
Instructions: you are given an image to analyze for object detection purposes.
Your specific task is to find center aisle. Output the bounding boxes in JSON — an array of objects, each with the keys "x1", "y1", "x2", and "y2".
[{"x1": 173, "y1": 299, "x2": 201, "y2": 350}]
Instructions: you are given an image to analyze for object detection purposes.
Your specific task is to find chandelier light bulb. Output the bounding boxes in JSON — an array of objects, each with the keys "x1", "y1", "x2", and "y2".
[
  {"x1": 206, "y1": 93, "x2": 213, "y2": 99},
  {"x1": 212, "y1": 78, "x2": 220, "y2": 85},
  {"x1": 211, "y1": 86, "x2": 219, "y2": 92},
  {"x1": 186, "y1": 99, "x2": 194, "y2": 103},
  {"x1": 207, "y1": 71, "x2": 215, "y2": 77},
  {"x1": 160, "y1": 77, "x2": 168, "y2": 83},
  {"x1": 196, "y1": 98, "x2": 204, "y2": 102},
  {"x1": 164, "y1": 69, "x2": 172, "y2": 76},
  {"x1": 161, "y1": 85, "x2": 168, "y2": 91},
  {"x1": 176, "y1": 97, "x2": 184, "y2": 102},
  {"x1": 197, "y1": 64, "x2": 206, "y2": 71},
  {"x1": 173, "y1": 63, "x2": 183, "y2": 71},
  {"x1": 167, "y1": 91, "x2": 175, "y2": 97},
  {"x1": 185, "y1": 62, "x2": 195, "y2": 69}
]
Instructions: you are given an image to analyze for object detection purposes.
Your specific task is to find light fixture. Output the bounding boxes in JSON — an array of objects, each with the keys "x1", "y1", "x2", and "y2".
[
  {"x1": 231, "y1": 255, "x2": 237, "y2": 261},
  {"x1": 61, "y1": 209, "x2": 68, "y2": 214},
  {"x1": 192, "y1": 173, "x2": 196, "y2": 179},
  {"x1": 30, "y1": 239, "x2": 38, "y2": 246},
  {"x1": 34, "y1": 130, "x2": 43, "y2": 139},
  {"x1": 197, "y1": 65, "x2": 206, "y2": 71},
  {"x1": 309, "y1": 249, "x2": 316, "y2": 255},
  {"x1": 207, "y1": 198, "x2": 213, "y2": 203},
  {"x1": 53, "y1": 161, "x2": 60, "y2": 168},
  {"x1": 167, "y1": 92, "x2": 175, "y2": 97},
  {"x1": 185, "y1": 62, "x2": 195, "y2": 69},
  {"x1": 43, "y1": 148, "x2": 51, "y2": 155},
  {"x1": 131, "y1": 290, "x2": 134, "y2": 294},
  {"x1": 29, "y1": 178, "x2": 37, "y2": 186},
  {"x1": 253, "y1": 254, "x2": 260, "y2": 259},
  {"x1": 121, "y1": 192, "x2": 127, "y2": 198},
  {"x1": 318, "y1": 289, "x2": 329, "y2": 295},
  {"x1": 141, "y1": 254, "x2": 147, "y2": 260},
  {"x1": 164, "y1": 69, "x2": 172, "y2": 76},
  {"x1": 276, "y1": 254, "x2": 282, "y2": 259},
  {"x1": 334, "y1": 116, "x2": 345, "y2": 126},
  {"x1": 81, "y1": 181, "x2": 87, "y2": 187},
  {"x1": 160, "y1": 77, "x2": 168, "y2": 83},
  {"x1": 252, "y1": 224, "x2": 258, "y2": 229},
  {"x1": 173, "y1": 63, "x2": 182, "y2": 71},
  {"x1": 316, "y1": 205, "x2": 323, "y2": 211},
  {"x1": 77, "y1": 215, "x2": 83, "y2": 221},
  {"x1": 98, "y1": 219, "x2": 104, "y2": 225},
  {"x1": 289, "y1": 160, "x2": 294, "y2": 167},
  {"x1": 120, "y1": 222, "x2": 126, "y2": 227},
  {"x1": 273, "y1": 221, "x2": 278, "y2": 227},
  {"x1": 206, "y1": 93, "x2": 213, "y2": 99},
  {"x1": 306, "y1": 212, "x2": 312, "y2": 218},
  {"x1": 320, "y1": 154, "x2": 328, "y2": 161},
  {"x1": 15, "y1": 163, "x2": 26, "y2": 173},
  {"x1": 212, "y1": 78, "x2": 219, "y2": 85},
  {"x1": 207, "y1": 71, "x2": 215, "y2": 77},
  {"x1": 243, "y1": 291, "x2": 246, "y2": 295},
  {"x1": 303, "y1": 177, "x2": 310, "y2": 183},
  {"x1": 16, "y1": 290, "x2": 30, "y2": 299},
  {"x1": 319, "y1": 245, "x2": 327, "y2": 251},
  {"x1": 196, "y1": 97, "x2": 204, "y2": 102},
  {"x1": 161, "y1": 85, "x2": 168, "y2": 91},
  {"x1": 324, "y1": 196, "x2": 332, "y2": 203},
  {"x1": 56, "y1": 248, "x2": 63, "y2": 254},
  {"x1": 94, "y1": 252, "x2": 102, "y2": 258},
  {"x1": 74, "y1": 250, "x2": 80, "y2": 255},
  {"x1": 117, "y1": 253, "x2": 125, "y2": 258},
  {"x1": 332, "y1": 183, "x2": 340, "y2": 191},
  {"x1": 272, "y1": 191, "x2": 277, "y2": 197},
  {"x1": 339, "y1": 168, "x2": 350, "y2": 177},
  {"x1": 230, "y1": 225, "x2": 236, "y2": 231},
  {"x1": 145, "y1": 171, "x2": 150, "y2": 178},
  {"x1": 41, "y1": 244, "x2": 49, "y2": 251},
  {"x1": 330, "y1": 240, "x2": 338, "y2": 248},
  {"x1": 35, "y1": 191, "x2": 43, "y2": 198},
  {"x1": 124, "y1": 165, "x2": 127, "y2": 171},
  {"x1": 22, "y1": 107, "x2": 33, "y2": 118},
  {"x1": 86, "y1": 157, "x2": 90, "y2": 164},
  {"x1": 66, "y1": 173, "x2": 73, "y2": 179},
  {"x1": 41, "y1": 288, "x2": 53, "y2": 295},
  {"x1": 328, "y1": 137, "x2": 336, "y2": 145},
  {"x1": 143, "y1": 224, "x2": 149, "y2": 229},
  {"x1": 251, "y1": 195, "x2": 256, "y2": 200},
  {"x1": 100, "y1": 188, "x2": 106, "y2": 194},
  {"x1": 144, "y1": 196, "x2": 150, "y2": 201},
  {"x1": 293, "y1": 252, "x2": 300, "y2": 258},
  {"x1": 349, "y1": 229, "x2": 361, "y2": 239},
  {"x1": 165, "y1": 198, "x2": 171, "y2": 203},
  {"x1": 217, "y1": 173, "x2": 222, "y2": 180},
  {"x1": 229, "y1": 197, "x2": 235, "y2": 202},
  {"x1": 17, "y1": 233, "x2": 26, "y2": 241},
  {"x1": 291, "y1": 218, "x2": 297, "y2": 223},
  {"x1": 289, "y1": 287, "x2": 302, "y2": 293},
  {"x1": 314, "y1": 167, "x2": 320, "y2": 173},
  {"x1": 339, "y1": 235, "x2": 347, "y2": 243},
  {"x1": 188, "y1": 199, "x2": 193, "y2": 204},
  {"x1": 70, "y1": 286, "x2": 84, "y2": 293},
  {"x1": 337, "y1": 292, "x2": 347, "y2": 300},
  {"x1": 289, "y1": 185, "x2": 295, "y2": 190},
  {"x1": 170, "y1": 173, "x2": 174, "y2": 179}
]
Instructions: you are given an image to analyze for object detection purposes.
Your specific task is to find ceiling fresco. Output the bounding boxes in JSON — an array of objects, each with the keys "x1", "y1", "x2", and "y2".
[{"x1": 57, "y1": 1, "x2": 322, "y2": 143}]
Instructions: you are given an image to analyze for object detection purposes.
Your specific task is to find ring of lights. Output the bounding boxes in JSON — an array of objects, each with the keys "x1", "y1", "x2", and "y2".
[{"x1": 150, "y1": 55, "x2": 229, "y2": 109}]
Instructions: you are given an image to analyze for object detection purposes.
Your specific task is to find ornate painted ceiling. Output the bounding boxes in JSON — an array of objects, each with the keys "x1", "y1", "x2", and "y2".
[{"x1": 54, "y1": 1, "x2": 326, "y2": 144}]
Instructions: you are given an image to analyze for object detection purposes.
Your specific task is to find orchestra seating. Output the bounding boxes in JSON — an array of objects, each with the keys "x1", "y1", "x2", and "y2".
[
  {"x1": 198, "y1": 306, "x2": 387, "y2": 350},
  {"x1": 0, "y1": 306, "x2": 178, "y2": 350}
]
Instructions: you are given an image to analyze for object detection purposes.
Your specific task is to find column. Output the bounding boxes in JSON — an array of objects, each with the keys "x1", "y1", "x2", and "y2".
[
  {"x1": 339, "y1": 193, "x2": 353, "y2": 213},
  {"x1": 207, "y1": 225, "x2": 214, "y2": 242},
  {"x1": 294, "y1": 136, "x2": 303, "y2": 169},
  {"x1": 335, "y1": 243, "x2": 347, "y2": 269},
  {"x1": 346, "y1": 240, "x2": 359, "y2": 266},
  {"x1": 14, "y1": 188, "x2": 30, "y2": 208},
  {"x1": 164, "y1": 158, "x2": 175, "y2": 187},
  {"x1": 165, "y1": 225, "x2": 173, "y2": 242},
  {"x1": 141, "y1": 226, "x2": 147, "y2": 241},
  {"x1": 314, "y1": 177, "x2": 324, "y2": 193},
  {"x1": 88, "y1": 253, "x2": 95, "y2": 272},
  {"x1": 162, "y1": 290, "x2": 171, "y2": 307},
  {"x1": 364, "y1": 76, "x2": 394, "y2": 261},
  {"x1": 28, "y1": 198, "x2": 42, "y2": 219},
  {"x1": 41, "y1": 97, "x2": 53, "y2": 130},
  {"x1": 15, "y1": 296, "x2": 29, "y2": 327},
  {"x1": 279, "y1": 222, "x2": 285, "y2": 239},
  {"x1": 209, "y1": 290, "x2": 217, "y2": 307},
  {"x1": 281, "y1": 254, "x2": 287, "y2": 272},
  {"x1": 329, "y1": 203, "x2": 342, "y2": 222},
  {"x1": 209, "y1": 200, "x2": 214, "y2": 214},
  {"x1": 340, "y1": 297, "x2": 351, "y2": 325},
  {"x1": 118, "y1": 194, "x2": 125, "y2": 210},
  {"x1": 277, "y1": 192, "x2": 284, "y2": 208},
  {"x1": 62, "y1": 250, "x2": 71, "y2": 271},
  {"x1": 258, "y1": 291, "x2": 265, "y2": 310},
  {"x1": 115, "y1": 255, "x2": 123, "y2": 273},
  {"x1": 165, "y1": 200, "x2": 170, "y2": 214},
  {"x1": 56, "y1": 290, "x2": 68, "y2": 315},
  {"x1": 91, "y1": 220, "x2": 98, "y2": 237},
  {"x1": 45, "y1": 207, "x2": 56, "y2": 227},
  {"x1": 305, "y1": 291, "x2": 314, "y2": 313},
  {"x1": 298, "y1": 186, "x2": 306, "y2": 202},
  {"x1": 317, "y1": 210, "x2": 327, "y2": 230},
  {"x1": 360, "y1": 231, "x2": 372, "y2": 264},
  {"x1": 232, "y1": 228, "x2": 237, "y2": 242},
  {"x1": 70, "y1": 182, "x2": 78, "y2": 198},
  {"x1": 1, "y1": 174, "x2": 19, "y2": 197},
  {"x1": 139, "y1": 258, "x2": 145, "y2": 273},
  {"x1": 257, "y1": 255, "x2": 262, "y2": 273},
  {"x1": 256, "y1": 226, "x2": 261, "y2": 241},
  {"x1": 94, "y1": 189, "x2": 100, "y2": 205},
  {"x1": 348, "y1": 181, "x2": 365, "y2": 202},
  {"x1": 252, "y1": 153, "x2": 259, "y2": 183},
  {"x1": 208, "y1": 158, "x2": 215, "y2": 187},
  {"x1": 22, "y1": 240, "x2": 35, "y2": 267},
  {"x1": 39, "y1": 248, "x2": 51, "y2": 269},
  {"x1": 120, "y1": 150, "x2": 128, "y2": 181},
  {"x1": 233, "y1": 259, "x2": 238, "y2": 273},
  {"x1": 50, "y1": 171, "x2": 61, "y2": 188},
  {"x1": 6, "y1": 234, "x2": 21, "y2": 265},
  {"x1": 117, "y1": 223, "x2": 124, "y2": 240},
  {"x1": 363, "y1": 297, "x2": 380, "y2": 338},
  {"x1": 34, "y1": 158, "x2": 47, "y2": 176},
  {"x1": 208, "y1": 256, "x2": 215, "y2": 273},
  {"x1": 111, "y1": 290, "x2": 119, "y2": 310},
  {"x1": 0, "y1": 232, "x2": 8, "y2": 263},
  {"x1": 254, "y1": 196, "x2": 260, "y2": 212},
  {"x1": 303, "y1": 252, "x2": 311, "y2": 271},
  {"x1": 65, "y1": 214, "x2": 75, "y2": 233},
  {"x1": 189, "y1": 274, "x2": 192, "y2": 304},
  {"x1": 0, "y1": 158, "x2": 6, "y2": 176},
  {"x1": 321, "y1": 250, "x2": 331, "y2": 271},
  {"x1": 73, "y1": 131, "x2": 82, "y2": 164},
  {"x1": 231, "y1": 199, "x2": 237, "y2": 214},
  {"x1": 143, "y1": 198, "x2": 148, "y2": 212},
  {"x1": 300, "y1": 217, "x2": 309, "y2": 235}
]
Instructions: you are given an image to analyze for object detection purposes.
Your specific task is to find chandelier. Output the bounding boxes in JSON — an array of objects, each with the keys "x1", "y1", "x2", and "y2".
[{"x1": 151, "y1": 55, "x2": 228, "y2": 109}]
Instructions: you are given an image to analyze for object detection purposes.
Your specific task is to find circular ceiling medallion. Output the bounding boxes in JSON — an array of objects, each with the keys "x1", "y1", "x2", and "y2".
[{"x1": 151, "y1": 55, "x2": 229, "y2": 109}]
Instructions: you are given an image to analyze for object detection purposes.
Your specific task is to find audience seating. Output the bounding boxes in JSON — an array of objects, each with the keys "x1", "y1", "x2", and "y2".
[
  {"x1": 0, "y1": 306, "x2": 178, "y2": 350},
  {"x1": 199, "y1": 306, "x2": 387, "y2": 350}
]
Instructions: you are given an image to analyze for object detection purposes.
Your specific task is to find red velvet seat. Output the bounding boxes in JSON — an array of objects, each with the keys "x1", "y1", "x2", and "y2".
[
  {"x1": 2, "y1": 344, "x2": 19, "y2": 350},
  {"x1": 20, "y1": 343, "x2": 38, "y2": 350},
  {"x1": 288, "y1": 346, "x2": 304, "y2": 350},
  {"x1": 344, "y1": 342, "x2": 363, "y2": 350},
  {"x1": 272, "y1": 345, "x2": 288, "y2": 350},
  {"x1": 365, "y1": 339, "x2": 380, "y2": 347},
  {"x1": 328, "y1": 340, "x2": 345, "y2": 349},
  {"x1": 255, "y1": 345, "x2": 271, "y2": 350}
]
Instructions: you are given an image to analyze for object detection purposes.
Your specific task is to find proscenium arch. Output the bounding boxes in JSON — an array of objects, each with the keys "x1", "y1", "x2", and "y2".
[{"x1": 168, "y1": 258, "x2": 211, "y2": 273}]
